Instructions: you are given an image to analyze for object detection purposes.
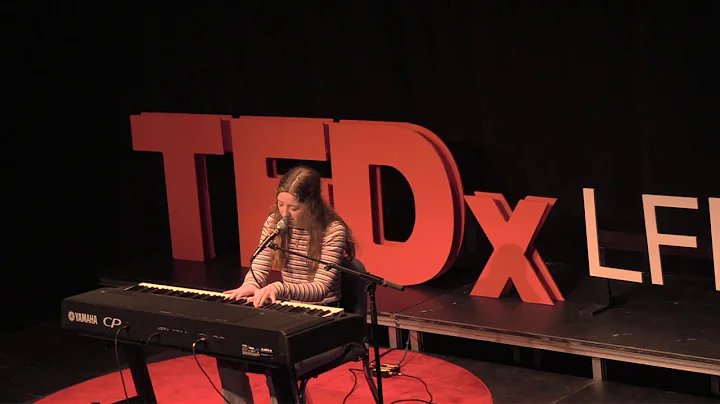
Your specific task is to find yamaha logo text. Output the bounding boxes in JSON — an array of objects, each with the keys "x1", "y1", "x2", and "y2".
[{"x1": 67, "y1": 311, "x2": 98, "y2": 325}]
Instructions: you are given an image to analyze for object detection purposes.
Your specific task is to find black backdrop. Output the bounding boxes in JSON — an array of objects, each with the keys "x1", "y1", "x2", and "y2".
[{"x1": 7, "y1": 1, "x2": 720, "y2": 332}]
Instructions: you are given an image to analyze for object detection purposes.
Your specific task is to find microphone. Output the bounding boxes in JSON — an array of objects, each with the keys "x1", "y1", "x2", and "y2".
[{"x1": 250, "y1": 216, "x2": 290, "y2": 264}]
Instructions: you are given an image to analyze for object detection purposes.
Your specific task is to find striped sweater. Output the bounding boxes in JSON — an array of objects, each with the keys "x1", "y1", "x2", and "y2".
[{"x1": 243, "y1": 214, "x2": 347, "y2": 306}]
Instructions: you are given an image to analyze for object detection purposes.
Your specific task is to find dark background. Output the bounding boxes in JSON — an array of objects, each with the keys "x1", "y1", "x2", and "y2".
[{"x1": 6, "y1": 1, "x2": 720, "y2": 333}]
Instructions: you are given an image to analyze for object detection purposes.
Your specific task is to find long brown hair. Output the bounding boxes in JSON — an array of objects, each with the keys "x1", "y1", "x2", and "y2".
[{"x1": 270, "y1": 165, "x2": 356, "y2": 280}]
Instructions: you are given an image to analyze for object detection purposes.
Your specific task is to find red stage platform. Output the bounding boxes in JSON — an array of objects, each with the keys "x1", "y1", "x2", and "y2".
[{"x1": 35, "y1": 348, "x2": 491, "y2": 403}]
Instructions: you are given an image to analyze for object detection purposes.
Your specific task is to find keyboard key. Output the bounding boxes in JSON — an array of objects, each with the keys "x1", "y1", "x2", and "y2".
[{"x1": 131, "y1": 282, "x2": 344, "y2": 317}]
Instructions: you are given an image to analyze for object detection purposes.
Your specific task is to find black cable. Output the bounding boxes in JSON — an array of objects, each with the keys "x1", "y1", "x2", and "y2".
[
  {"x1": 346, "y1": 337, "x2": 430, "y2": 404},
  {"x1": 371, "y1": 347, "x2": 397, "y2": 365},
  {"x1": 113, "y1": 325, "x2": 131, "y2": 404},
  {"x1": 390, "y1": 374, "x2": 433, "y2": 404},
  {"x1": 390, "y1": 401, "x2": 431, "y2": 404},
  {"x1": 390, "y1": 373, "x2": 433, "y2": 404},
  {"x1": 249, "y1": 217, "x2": 288, "y2": 287},
  {"x1": 249, "y1": 262, "x2": 262, "y2": 287},
  {"x1": 348, "y1": 333, "x2": 413, "y2": 403},
  {"x1": 312, "y1": 343, "x2": 367, "y2": 403},
  {"x1": 370, "y1": 332, "x2": 411, "y2": 368},
  {"x1": 343, "y1": 368, "x2": 363, "y2": 404},
  {"x1": 343, "y1": 368, "x2": 433, "y2": 404},
  {"x1": 248, "y1": 234, "x2": 264, "y2": 287},
  {"x1": 192, "y1": 336, "x2": 230, "y2": 404},
  {"x1": 393, "y1": 333, "x2": 411, "y2": 366},
  {"x1": 145, "y1": 332, "x2": 159, "y2": 346}
]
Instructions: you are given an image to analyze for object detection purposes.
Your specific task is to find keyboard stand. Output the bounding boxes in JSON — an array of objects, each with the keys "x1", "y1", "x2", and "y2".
[
  {"x1": 222, "y1": 359, "x2": 302, "y2": 403},
  {"x1": 110, "y1": 342, "x2": 157, "y2": 404},
  {"x1": 105, "y1": 339, "x2": 302, "y2": 403},
  {"x1": 265, "y1": 366, "x2": 302, "y2": 403}
]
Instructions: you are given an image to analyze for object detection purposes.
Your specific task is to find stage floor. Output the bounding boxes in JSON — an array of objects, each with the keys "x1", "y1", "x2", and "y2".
[
  {"x1": 4, "y1": 320, "x2": 720, "y2": 403},
  {"x1": 79, "y1": 251, "x2": 720, "y2": 400},
  {"x1": 393, "y1": 276, "x2": 720, "y2": 374}
]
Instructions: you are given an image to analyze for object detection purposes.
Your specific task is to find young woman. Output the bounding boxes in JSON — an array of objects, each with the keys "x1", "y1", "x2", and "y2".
[{"x1": 218, "y1": 165, "x2": 356, "y2": 403}]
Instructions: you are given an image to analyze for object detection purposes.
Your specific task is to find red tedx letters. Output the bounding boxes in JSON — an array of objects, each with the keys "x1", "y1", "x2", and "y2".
[
  {"x1": 464, "y1": 193, "x2": 564, "y2": 305},
  {"x1": 131, "y1": 113, "x2": 563, "y2": 305}
]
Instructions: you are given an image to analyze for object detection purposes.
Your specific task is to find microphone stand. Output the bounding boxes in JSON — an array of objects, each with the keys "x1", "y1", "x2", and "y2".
[{"x1": 267, "y1": 242, "x2": 404, "y2": 404}]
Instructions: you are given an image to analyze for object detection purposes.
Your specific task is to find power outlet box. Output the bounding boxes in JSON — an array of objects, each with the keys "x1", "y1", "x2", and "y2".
[{"x1": 371, "y1": 363, "x2": 400, "y2": 378}]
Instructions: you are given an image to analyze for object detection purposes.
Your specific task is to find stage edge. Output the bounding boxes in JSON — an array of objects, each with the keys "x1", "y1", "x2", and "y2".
[{"x1": 386, "y1": 317, "x2": 720, "y2": 379}]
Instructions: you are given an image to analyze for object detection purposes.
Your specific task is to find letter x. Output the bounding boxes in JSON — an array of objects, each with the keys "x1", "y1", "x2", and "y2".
[{"x1": 465, "y1": 192, "x2": 564, "y2": 305}]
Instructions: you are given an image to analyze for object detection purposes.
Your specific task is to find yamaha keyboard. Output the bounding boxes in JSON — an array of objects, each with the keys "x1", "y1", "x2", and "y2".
[{"x1": 61, "y1": 282, "x2": 366, "y2": 367}]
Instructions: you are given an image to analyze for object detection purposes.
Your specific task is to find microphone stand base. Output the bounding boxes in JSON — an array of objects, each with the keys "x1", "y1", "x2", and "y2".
[{"x1": 367, "y1": 283, "x2": 384, "y2": 404}]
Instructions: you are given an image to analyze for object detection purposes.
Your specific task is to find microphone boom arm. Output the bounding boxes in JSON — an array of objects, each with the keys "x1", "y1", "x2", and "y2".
[
  {"x1": 248, "y1": 217, "x2": 289, "y2": 286},
  {"x1": 267, "y1": 242, "x2": 404, "y2": 291}
]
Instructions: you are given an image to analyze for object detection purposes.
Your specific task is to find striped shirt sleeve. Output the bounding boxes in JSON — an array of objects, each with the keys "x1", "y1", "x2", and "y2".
[
  {"x1": 272, "y1": 221, "x2": 346, "y2": 302},
  {"x1": 242, "y1": 215, "x2": 275, "y2": 288}
]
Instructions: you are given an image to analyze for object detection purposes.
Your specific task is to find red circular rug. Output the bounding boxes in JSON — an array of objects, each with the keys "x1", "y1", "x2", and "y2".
[{"x1": 37, "y1": 348, "x2": 492, "y2": 403}]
